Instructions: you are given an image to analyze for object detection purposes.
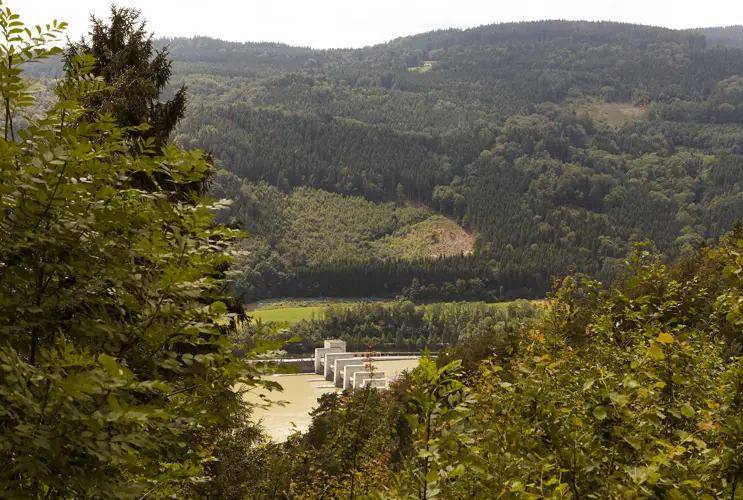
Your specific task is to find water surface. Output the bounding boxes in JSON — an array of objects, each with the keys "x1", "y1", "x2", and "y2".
[{"x1": 243, "y1": 359, "x2": 419, "y2": 441}]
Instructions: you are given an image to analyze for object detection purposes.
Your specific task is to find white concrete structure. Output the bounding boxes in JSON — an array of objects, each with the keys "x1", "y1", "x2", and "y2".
[
  {"x1": 325, "y1": 340, "x2": 347, "y2": 349},
  {"x1": 354, "y1": 372, "x2": 387, "y2": 390},
  {"x1": 324, "y1": 352, "x2": 364, "y2": 381},
  {"x1": 334, "y1": 358, "x2": 370, "y2": 388},
  {"x1": 314, "y1": 340, "x2": 347, "y2": 374},
  {"x1": 312, "y1": 339, "x2": 428, "y2": 392},
  {"x1": 343, "y1": 365, "x2": 382, "y2": 391}
]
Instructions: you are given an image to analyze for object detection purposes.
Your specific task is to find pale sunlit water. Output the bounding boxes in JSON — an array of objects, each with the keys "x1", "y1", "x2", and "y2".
[{"x1": 242, "y1": 359, "x2": 420, "y2": 441}]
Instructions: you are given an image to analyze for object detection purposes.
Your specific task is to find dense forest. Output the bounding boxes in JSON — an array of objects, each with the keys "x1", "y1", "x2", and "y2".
[
  {"x1": 178, "y1": 21, "x2": 743, "y2": 299},
  {"x1": 25, "y1": 20, "x2": 743, "y2": 300}
]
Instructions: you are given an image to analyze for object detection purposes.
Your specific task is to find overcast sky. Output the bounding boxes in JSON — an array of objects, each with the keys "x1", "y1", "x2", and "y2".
[{"x1": 14, "y1": 0, "x2": 743, "y2": 49}]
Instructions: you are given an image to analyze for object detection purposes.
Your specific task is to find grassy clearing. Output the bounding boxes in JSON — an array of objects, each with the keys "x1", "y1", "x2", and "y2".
[
  {"x1": 581, "y1": 102, "x2": 646, "y2": 127},
  {"x1": 247, "y1": 298, "x2": 547, "y2": 324},
  {"x1": 249, "y1": 306, "x2": 327, "y2": 324},
  {"x1": 247, "y1": 297, "x2": 395, "y2": 324}
]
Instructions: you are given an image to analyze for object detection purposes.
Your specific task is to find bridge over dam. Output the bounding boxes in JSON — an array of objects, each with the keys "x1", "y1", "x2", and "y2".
[{"x1": 259, "y1": 340, "x2": 431, "y2": 392}]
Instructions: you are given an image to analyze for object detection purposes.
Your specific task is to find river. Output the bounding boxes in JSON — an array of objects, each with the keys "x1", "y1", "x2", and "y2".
[{"x1": 243, "y1": 359, "x2": 420, "y2": 441}]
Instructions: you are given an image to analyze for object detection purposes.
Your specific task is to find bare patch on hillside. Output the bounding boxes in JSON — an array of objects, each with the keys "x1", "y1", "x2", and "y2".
[
  {"x1": 375, "y1": 216, "x2": 475, "y2": 260},
  {"x1": 588, "y1": 102, "x2": 647, "y2": 127}
]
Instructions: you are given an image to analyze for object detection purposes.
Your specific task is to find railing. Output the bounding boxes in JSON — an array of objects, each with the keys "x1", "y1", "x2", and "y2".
[{"x1": 247, "y1": 351, "x2": 437, "y2": 364}]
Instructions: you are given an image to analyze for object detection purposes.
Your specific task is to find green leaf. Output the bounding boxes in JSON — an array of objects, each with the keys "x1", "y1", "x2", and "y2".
[
  {"x1": 656, "y1": 332, "x2": 674, "y2": 344},
  {"x1": 681, "y1": 403, "x2": 695, "y2": 419},
  {"x1": 667, "y1": 489, "x2": 683, "y2": 500},
  {"x1": 723, "y1": 265, "x2": 737, "y2": 279},
  {"x1": 609, "y1": 392, "x2": 629, "y2": 406},
  {"x1": 624, "y1": 435, "x2": 642, "y2": 450},
  {"x1": 210, "y1": 301, "x2": 227, "y2": 314},
  {"x1": 593, "y1": 406, "x2": 607, "y2": 421},
  {"x1": 648, "y1": 344, "x2": 664, "y2": 360},
  {"x1": 99, "y1": 354, "x2": 121, "y2": 376}
]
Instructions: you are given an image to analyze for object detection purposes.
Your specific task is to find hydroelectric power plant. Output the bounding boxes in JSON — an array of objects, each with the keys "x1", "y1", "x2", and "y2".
[
  {"x1": 314, "y1": 339, "x2": 424, "y2": 392},
  {"x1": 243, "y1": 341, "x2": 427, "y2": 440}
]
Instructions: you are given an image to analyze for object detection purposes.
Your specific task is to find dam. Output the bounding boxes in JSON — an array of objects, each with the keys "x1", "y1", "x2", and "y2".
[
  {"x1": 243, "y1": 340, "x2": 426, "y2": 440},
  {"x1": 244, "y1": 357, "x2": 420, "y2": 441}
]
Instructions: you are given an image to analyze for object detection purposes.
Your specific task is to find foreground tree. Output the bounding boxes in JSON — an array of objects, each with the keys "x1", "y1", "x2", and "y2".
[
  {"x1": 384, "y1": 246, "x2": 743, "y2": 498},
  {"x1": 0, "y1": 5, "x2": 260, "y2": 498},
  {"x1": 64, "y1": 5, "x2": 186, "y2": 151},
  {"x1": 64, "y1": 5, "x2": 211, "y2": 197}
]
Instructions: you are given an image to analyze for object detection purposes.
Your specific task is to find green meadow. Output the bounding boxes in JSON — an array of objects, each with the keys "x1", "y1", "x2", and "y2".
[{"x1": 247, "y1": 298, "x2": 546, "y2": 324}]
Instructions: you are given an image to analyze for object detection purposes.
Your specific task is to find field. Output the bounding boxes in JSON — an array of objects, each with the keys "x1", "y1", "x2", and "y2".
[
  {"x1": 408, "y1": 65, "x2": 432, "y2": 73},
  {"x1": 247, "y1": 298, "x2": 546, "y2": 324},
  {"x1": 247, "y1": 298, "x2": 394, "y2": 324},
  {"x1": 248, "y1": 306, "x2": 328, "y2": 324}
]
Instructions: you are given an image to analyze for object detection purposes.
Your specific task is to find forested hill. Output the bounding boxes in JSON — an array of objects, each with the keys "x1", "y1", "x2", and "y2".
[{"x1": 29, "y1": 21, "x2": 743, "y2": 300}]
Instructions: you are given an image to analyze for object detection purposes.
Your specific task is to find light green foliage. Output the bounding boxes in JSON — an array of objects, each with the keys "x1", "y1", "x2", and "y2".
[
  {"x1": 0, "y1": 6, "x2": 259, "y2": 498},
  {"x1": 217, "y1": 178, "x2": 467, "y2": 267},
  {"x1": 373, "y1": 215, "x2": 474, "y2": 260},
  {"x1": 281, "y1": 187, "x2": 399, "y2": 265},
  {"x1": 407, "y1": 65, "x2": 431, "y2": 73}
]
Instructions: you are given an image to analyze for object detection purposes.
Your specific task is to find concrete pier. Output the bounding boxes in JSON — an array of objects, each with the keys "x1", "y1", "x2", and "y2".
[
  {"x1": 343, "y1": 365, "x2": 387, "y2": 392},
  {"x1": 353, "y1": 372, "x2": 387, "y2": 390},
  {"x1": 324, "y1": 352, "x2": 365, "y2": 381},
  {"x1": 334, "y1": 358, "x2": 369, "y2": 388},
  {"x1": 310, "y1": 340, "x2": 427, "y2": 392},
  {"x1": 314, "y1": 340, "x2": 347, "y2": 374}
]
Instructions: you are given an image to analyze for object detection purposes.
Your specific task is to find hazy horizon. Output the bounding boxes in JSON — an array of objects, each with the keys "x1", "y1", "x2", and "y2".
[{"x1": 15, "y1": 0, "x2": 743, "y2": 49}]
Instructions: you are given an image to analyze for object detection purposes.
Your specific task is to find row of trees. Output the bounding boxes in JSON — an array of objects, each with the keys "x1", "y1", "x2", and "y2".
[{"x1": 250, "y1": 299, "x2": 539, "y2": 353}]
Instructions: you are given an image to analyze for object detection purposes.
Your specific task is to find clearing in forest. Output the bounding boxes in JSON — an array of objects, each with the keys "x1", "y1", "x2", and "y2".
[
  {"x1": 585, "y1": 102, "x2": 647, "y2": 127},
  {"x1": 375, "y1": 215, "x2": 475, "y2": 260},
  {"x1": 247, "y1": 298, "x2": 394, "y2": 324}
]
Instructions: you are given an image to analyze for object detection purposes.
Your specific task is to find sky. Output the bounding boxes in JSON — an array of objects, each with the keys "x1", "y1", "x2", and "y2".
[{"x1": 14, "y1": 0, "x2": 743, "y2": 49}]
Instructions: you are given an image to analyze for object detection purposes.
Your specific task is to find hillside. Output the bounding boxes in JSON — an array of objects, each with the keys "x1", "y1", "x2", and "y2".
[
  {"x1": 212, "y1": 172, "x2": 479, "y2": 301},
  {"x1": 26, "y1": 21, "x2": 743, "y2": 300},
  {"x1": 174, "y1": 22, "x2": 743, "y2": 300},
  {"x1": 8, "y1": 6, "x2": 743, "y2": 497}
]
